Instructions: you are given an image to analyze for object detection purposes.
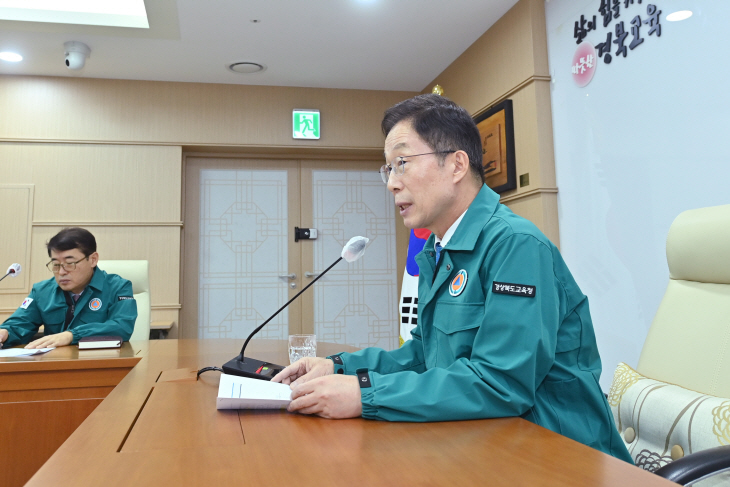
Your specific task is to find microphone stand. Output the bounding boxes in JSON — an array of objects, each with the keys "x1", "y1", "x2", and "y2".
[
  {"x1": 0, "y1": 270, "x2": 16, "y2": 284},
  {"x1": 221, "y1": 256, "x2": 343, "y2": 380}
]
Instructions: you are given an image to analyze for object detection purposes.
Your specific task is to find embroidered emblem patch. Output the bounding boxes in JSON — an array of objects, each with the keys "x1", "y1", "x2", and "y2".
[
  {"x1": 492, "y1": 281, "x2": 536, "y2": 298},
  {"x1": 89, "y1": 298, "x2": 102, "y2": 310},
  {"x1": 20, "y1": 297, "x2": 33, "y2": 309},
  {"x1": 449, "y1": 270, "x2": 468, "y2": 297}
]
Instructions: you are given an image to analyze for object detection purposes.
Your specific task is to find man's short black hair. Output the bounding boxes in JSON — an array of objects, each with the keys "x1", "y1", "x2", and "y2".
[
  {"x1": 47, "y1": 227, "x2": 97, "y2": 257},
  {"x1": 381, "y1": 94, "x2": 485, "y2": 182}
]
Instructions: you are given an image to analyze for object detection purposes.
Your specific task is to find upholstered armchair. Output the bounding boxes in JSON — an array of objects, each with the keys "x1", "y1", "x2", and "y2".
[{"x1": 608, "y1": 204, "x2": 730, "y2": 486}]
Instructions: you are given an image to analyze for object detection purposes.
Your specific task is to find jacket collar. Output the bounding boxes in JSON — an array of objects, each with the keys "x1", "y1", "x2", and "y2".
[
  {"x1": 426, "y1": 184, "x2": 500, "y2": 252},
  {"x1": 87, "y1": 266, "x2": 105, "y2": 292},
  {"x1": 415, "y1": 185, "x2": 500, "y2": 304}
]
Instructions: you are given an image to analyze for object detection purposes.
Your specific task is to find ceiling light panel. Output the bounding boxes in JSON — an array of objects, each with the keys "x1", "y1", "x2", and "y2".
[
  {"x1": 0, "y1": 51, "x2": 23, "y2": 62},
  {"x1": 0, "y1": 0, "x2": 149, "y2": 28}
]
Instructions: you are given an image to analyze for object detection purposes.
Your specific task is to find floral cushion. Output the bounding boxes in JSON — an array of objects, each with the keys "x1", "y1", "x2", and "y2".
[{"x1": 608, "y1": 362, "x2": 730, "y2": 472}]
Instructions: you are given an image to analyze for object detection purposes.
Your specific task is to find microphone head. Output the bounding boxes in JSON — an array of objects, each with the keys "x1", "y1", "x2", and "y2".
[
  {"x1": 341, "y1": 236, "x2": 370, "y2": 263},
  {"x1": 7, "y1": 263, "x2": 21, "y2": 277}
]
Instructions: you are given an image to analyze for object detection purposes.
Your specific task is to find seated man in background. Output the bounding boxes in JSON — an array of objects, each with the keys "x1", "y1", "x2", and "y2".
[
  {"x1": 273, "y1": 94, "x2": 632, "y2": 463},
  {"x1": 0, "y1": 227, "x2": 137, "y2": 348}
]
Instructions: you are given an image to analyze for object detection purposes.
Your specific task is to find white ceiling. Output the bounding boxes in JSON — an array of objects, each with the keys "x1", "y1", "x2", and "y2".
[{"x1": 0, "y1": 0, "x2": 519, "y2": 92}]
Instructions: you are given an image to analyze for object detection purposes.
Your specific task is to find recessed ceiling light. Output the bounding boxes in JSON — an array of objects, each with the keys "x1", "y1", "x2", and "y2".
[
  {"x1": 227, "y1": 62, "x2": 266, "y2": 74},
  {"x1": 666, "y1": 10, "x2": 692, "y2": 21},
  {"x1": 0, "y1": 51, "x2": 23, "y2": 62}
]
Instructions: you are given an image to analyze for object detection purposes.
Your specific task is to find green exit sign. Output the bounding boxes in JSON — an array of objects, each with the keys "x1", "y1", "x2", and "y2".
[{"x1": 293, "y1": 109, "x2": 320, "y2": 139}]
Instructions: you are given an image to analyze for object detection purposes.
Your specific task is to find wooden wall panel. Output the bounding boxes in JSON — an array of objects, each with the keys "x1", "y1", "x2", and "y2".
[
  {"x1": 0, "y1": 185, "x2": 33, "y2": 294},
  {"x1": 0, "y1": 143, "x2": 181, "y2": 222},
  {"x1": 425, "y1": 0, "x2": 549, "y2": 116},
  {"x1": 422, "y1": 0, "x2": 559, "y2": 246},
  {"x1": 0, "y1": 76, "x2": 416, "y2": 149},
  {"x1": 0, "y1": 143, "x2": 182, "y2": 331},
  {"x1": 503, "y1": 191, "x2": 560, "y2": 248},
  {"x1": 503, "y1": 84, "x2": 556, "y2": 195},
  {"x1": 532, "y1": 80, "x2": 557, "y2": 189},
  {"x1": 0, "y1": 77, "x2": 416, "y2": 325}
]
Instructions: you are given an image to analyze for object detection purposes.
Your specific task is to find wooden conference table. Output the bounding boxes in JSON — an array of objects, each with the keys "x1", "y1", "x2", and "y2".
[{"x1": 1, "y1": 339, "x2": 674, "y2": 487}]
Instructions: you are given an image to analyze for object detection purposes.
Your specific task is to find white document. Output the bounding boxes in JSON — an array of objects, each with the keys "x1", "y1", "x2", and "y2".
[
  {"x1": 0, "y1": 347, "x2": 54, "y2": 357},
  {"x1": 216, "y1": 373, "x2": 292, "y2": 410}
]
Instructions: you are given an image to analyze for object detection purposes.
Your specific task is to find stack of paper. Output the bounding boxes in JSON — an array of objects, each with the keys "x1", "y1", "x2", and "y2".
[
  {"x1": 0, "y1": 347, "x2": 54, "y2": 358},
  {"x1": 217, "y1": 373, "x2": 292, "y2": 410}
]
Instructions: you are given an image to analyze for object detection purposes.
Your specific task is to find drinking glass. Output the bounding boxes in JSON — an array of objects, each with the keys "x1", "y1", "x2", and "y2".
[{"x1": 288, "y1": 334, "x2": 317, "y2": 364}]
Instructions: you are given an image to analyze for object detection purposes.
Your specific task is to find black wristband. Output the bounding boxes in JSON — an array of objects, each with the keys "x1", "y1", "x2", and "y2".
[{"x1": 327, "y1": 354, "x2": 345, "y2": 374}]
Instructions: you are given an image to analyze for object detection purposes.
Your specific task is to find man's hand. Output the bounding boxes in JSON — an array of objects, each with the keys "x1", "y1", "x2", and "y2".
[
  {"x1": 271, "y1": 356, "x2": 334, "y2": 386},
  {"x1": 288, "y1": 374, "x2": 362, "y2": 419},
  {"x1": 25, "y1": 331, "x2": 73, "y2": 349},
  {"x1": 0, "y1": 328, "x2": 8, "y2": 346}
]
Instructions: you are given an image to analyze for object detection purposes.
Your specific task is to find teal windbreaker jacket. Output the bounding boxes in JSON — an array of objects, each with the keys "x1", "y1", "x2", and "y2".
[
  {"x1": 1, "y1": 267, "x2": 137, "y2": 345},
  {"x1": 330, "y1": 185, "x2": 632, "y2": 463}
]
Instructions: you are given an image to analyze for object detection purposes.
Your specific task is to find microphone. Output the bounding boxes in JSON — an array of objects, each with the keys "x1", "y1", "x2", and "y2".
[
  {"x1": 0, "y1": 263, "x2": 21, "y2": 284},
  {"x1": 221, "y1": 236, "x2": 370, "y2": 380}
]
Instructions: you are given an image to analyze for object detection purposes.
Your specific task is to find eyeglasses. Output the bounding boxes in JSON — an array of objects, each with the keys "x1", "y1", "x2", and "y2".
[
  {"x1": 379, "y1": 151, "x2": 455, "y2": 184},
  {"x1": 47, "y1": 256, "x2": 89, "y2": 273}
]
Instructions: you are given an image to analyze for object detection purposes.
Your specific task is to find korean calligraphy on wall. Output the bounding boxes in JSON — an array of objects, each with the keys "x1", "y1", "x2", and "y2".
[{"x1": 571, "y1": 1, "x2": 663, "y2": 86}]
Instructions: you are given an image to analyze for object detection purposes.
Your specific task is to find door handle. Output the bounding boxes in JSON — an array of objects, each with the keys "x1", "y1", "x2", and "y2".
[
  {"x1": 304, "y1": 272, "x2": 320, "y2": 278},
  {"x1": 279, "y1": 273, "x2": 297, "y2": 280}
]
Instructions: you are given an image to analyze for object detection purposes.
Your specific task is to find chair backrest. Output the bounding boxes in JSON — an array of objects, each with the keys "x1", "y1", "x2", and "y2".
[
  {"x1": 636, "y1": 203, "x2": 730, "y2": 397},
  {"x1": 97, "y1": 260, "x2": 150, "y2": 341}
]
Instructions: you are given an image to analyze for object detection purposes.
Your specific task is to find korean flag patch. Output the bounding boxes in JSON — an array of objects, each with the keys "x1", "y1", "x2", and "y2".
[{"x1": 20, "y1": 297, "x2": 33, "y2": 309}]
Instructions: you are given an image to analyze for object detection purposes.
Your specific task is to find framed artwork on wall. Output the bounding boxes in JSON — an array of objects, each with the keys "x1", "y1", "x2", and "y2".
[{"x1": 473, "y1": 99, "x2": 516, "y2": 194}]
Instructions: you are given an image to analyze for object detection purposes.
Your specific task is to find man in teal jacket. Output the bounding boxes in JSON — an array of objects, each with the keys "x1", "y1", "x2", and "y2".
[
  {"x1": 0, "y1": 227, "x2": 137, "y2": 348},
  {"x1": 272, "y1": 94, "x2": 632, "y2": 462}
]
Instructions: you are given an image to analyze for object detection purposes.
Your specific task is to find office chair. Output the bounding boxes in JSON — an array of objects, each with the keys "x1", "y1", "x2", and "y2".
[
  {"x1": 97, "y1": 260, "x2": 151, "y2": 341},
  {"x1": 608, "y1": 204, "x2": 730, "y2": 486}
]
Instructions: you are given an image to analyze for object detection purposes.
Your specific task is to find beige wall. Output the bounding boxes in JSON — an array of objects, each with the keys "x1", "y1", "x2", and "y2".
[
  {"x1": 0, "y1": 143, "x2": 183, "y2": 327},
  {"x1": 422, "y1": 0, "x2": 559, "y2": 245},
  {"x1": 0, "y1": 75, "x2": 416, "y2": 335},
  {"x1": 0, "y1": 76, "x2": 414, "y2": 149}
]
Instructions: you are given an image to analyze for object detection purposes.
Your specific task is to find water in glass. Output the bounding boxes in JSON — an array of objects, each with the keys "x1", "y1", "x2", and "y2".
[{"x1": 288, "y1": 334, "x2": 316, "y2": 364}]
